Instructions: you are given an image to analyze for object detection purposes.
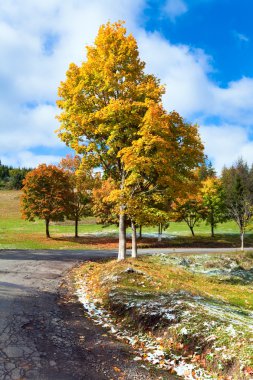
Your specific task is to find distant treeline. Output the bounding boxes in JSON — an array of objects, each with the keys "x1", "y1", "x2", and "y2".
[{"x1": 0, "y1": 160, "x2": 32, "y2": 189}]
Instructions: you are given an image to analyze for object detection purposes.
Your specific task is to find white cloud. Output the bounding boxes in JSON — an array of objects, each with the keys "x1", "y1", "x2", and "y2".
[
  {"x1": 1, "y1": 151, "x2": 63, "y2": 168},
  {"x1": 163, "y1": 0, "x2": 188, "y2": 21},
  {"x1": 138, "y1": 31, "x2": 213, "y2": 116},
  {"x1": 138, "y1": 31, "x2": 253, "y2": 125},
  {"x1": 233, "y1": 31, "x2": 250, "y2": 43},
  {"x1": 0, "y1": 104, "x2": 62, "y2": 154},
  {"x1": 0, "y1": 0, "x2": 146, "y2": 166},
  {"x1": 137, "y1": 30, "x2": 253, "y2": 171},
  {"x1": 200, "y1": 125, "x2": 253, "y2": 174},
  {"x1": 212, "y1": 78, "x2": 253, "y2": 124},
  {"x1": 1, "y1": 0, "x2": 253, "y2": 173}
]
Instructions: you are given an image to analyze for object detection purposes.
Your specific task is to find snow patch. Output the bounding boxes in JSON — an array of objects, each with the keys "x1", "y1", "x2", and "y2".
[{"x1": 75, "y1": 280, "x2": 213, "y2": 379}]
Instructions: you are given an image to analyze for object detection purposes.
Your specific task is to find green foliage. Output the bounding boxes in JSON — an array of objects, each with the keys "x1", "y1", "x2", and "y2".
[
  {"x1": 201, "y1": 177, "x2": 227, "y2": 237},
  {"x1": 171, "y1": 194, "x2": 205, "y2": 236},
  {"x1": 0, "y1": 161, "x2": 10, "y2": 185},
  {"x1": 197, "y1": 158, "x2": 216, "y2": 180},
  {"x1": 222, "y1": 159, "x2": 253, "y2": 238},
  {"x1": 221, "y1": 159, "x2": 253, "y2": 251},
  {"x1": 0, "y1": 160, "x2": 31, "y2": 189}
]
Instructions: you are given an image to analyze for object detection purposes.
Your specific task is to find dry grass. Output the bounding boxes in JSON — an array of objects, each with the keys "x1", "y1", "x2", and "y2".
[{"x1": 0, "y1": 190, "x2": 22, "y2": 219}]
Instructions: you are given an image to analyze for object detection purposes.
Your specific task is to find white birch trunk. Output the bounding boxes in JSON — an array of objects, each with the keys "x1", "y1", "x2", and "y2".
[
  {"x1": 118, "y1": 207, "x2": 126, "y2": 260},
  {"x1": 240, "y1": 231, "x2": 244, "y2": 251},
  {"x1": 158, "y1": 223, "x2": 162, "y2": 241},
  {"x1": 131, "y1": 221, "x2": 137, "y2": 258}
]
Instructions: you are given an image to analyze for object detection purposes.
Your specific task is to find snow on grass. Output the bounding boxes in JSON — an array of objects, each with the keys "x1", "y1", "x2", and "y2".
[
  {"x1": 73, "y1": 253, "x2": 253, "y2": 379},
  {"x1": 75, "y1": 277, "x2": 214, "y2": 379}
]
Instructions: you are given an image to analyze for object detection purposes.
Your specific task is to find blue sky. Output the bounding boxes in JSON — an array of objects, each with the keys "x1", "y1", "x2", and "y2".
[
  {"x1": 145, "y1": 0, "x2": 253, "y2": 85},
  {"x1": 1, "y1": 0, "x2": 253, "y2": 173}
]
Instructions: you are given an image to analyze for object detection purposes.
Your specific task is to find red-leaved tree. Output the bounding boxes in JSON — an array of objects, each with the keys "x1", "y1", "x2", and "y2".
[{"x1": 21, "y1": 164, "x2": 71, "y2": 238}]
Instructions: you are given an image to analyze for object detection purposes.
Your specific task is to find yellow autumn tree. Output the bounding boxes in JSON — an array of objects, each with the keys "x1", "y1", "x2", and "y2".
[
  {"x1": 56, "y1": 21, "x2": 204, "y2": 260},
  {"x1": 59, "y1": 155, "x2": 97, "y2": 238},
  {"x1": 92, "y1": 178, "x2": 119, "y2": 226},
  {"x1": 119, "y1": 103, "x2": 204, "y2": 249},
  {"x1": 201, "y1": 177, "x2": 227, "y2": 237},
  {"x1": 170, "y1": 168, "x2": 205, "y2": 237}
]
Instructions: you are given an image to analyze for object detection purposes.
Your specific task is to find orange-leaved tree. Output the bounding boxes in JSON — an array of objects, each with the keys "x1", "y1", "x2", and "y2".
[
  {"x1": 56, "y1": 21, "x2": 204, "y2": 260},
  {"x1": 170, "y1": 170, "x2": 205, "y2": 237},
  {"x1": 92, "y1": 178, "x2": 119, "y2": 226},
  {"x1": 21, "y1": 164, "x2": 72, "y2": 238},
  {"x1": 120, "y1": 103, "x2": 204, "y2": 245}
]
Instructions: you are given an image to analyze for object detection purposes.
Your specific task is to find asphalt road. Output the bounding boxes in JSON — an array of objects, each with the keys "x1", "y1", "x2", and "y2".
[
  {"x1": 0, "y1": 247, "x2": 249, "y2": 379},
  {"x1": 0, "y1": 248, "x2": 182, "y2": 380}
]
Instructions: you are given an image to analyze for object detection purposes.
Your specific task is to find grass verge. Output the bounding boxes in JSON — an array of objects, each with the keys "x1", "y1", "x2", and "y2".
[{"x1": 73, "y1": 252, "x2": 253, "y2": 379}]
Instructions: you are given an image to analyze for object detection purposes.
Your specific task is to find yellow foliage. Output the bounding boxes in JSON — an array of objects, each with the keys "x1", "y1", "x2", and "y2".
[{"x1": 56, "y1": 21, "x2": 204, "y2": 236}]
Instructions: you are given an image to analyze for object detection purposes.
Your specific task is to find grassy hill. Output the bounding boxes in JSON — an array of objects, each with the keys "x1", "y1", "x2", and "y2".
[{"x1": 0, "y1": 190, "x2": 253, "y2": 250}]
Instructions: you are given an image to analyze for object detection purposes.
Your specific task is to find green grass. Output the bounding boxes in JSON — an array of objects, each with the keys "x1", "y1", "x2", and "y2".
[
  {"x1": 77, "y1": 253, "x2": 253, "y2": 310},
  {"x1": 1, "y1": 189, "x2": 253, "y2": 249},
  {"x1": 0, "y1": 190, "x2": 117, "y2": 249},
  {"x1": 74, "y1": 253, "x2": 253, "y2": 378}
]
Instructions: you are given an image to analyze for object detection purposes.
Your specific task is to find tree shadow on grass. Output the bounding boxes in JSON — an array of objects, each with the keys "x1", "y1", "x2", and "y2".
[
  {"x1": 52, "y1": 233, "x2": 253, "y2": 249},
  {"x1": 52, "y1": 235, "x2": 172, "y2": 249}
]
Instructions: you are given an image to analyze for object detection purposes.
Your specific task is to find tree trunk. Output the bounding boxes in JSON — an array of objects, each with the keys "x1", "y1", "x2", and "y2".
[
  {"x1": 75, "y1": 218, "x2": 78, "y2": 238},
  {"x1": 45, "y1": 219, "x2": 50, "y2": 238},
  {"x1": 118, "y1": 207, "x2": 126, "y2": 260},
  {"x1": 241, "y1": 231, "x2": 244, "y2": 251},
  {"x1": 190, "y1": 226, "x2": 195, "y2": 237},
  {"x1": 211, "y1": 211, "x2": 215, "y2": 237},
  {"x1": 139, "y1": 225, "x2": 142, "y2": 239},
  {"x1": 158, "y1": 223, "x2": 162, "y2": 242},
  {"x1": 131, "y1": 221, "x2": 137, "y2": 258}
]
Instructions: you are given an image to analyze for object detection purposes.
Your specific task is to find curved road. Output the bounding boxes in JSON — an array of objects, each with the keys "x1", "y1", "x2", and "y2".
[{"x1": 0, "y1": 247, "x2": 248, "y2": 379}]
